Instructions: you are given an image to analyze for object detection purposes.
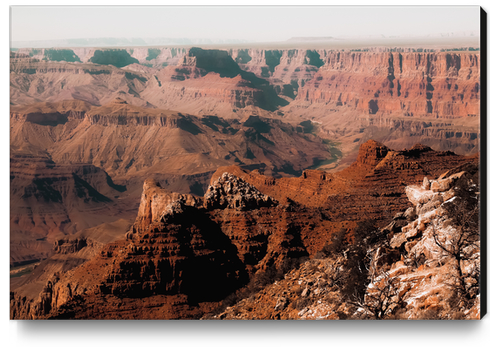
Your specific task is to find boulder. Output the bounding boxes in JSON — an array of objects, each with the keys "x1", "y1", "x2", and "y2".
[
  {"x1": 403, "y1": 207, "x2": 417, "y2": 221},
  {"x1": 390, "y1": 233, "x2": 407, "y2": 249},
  {"x1": 418, "y1": 194, "x2": 443, "y2": 216},
  {"x1": 405, "y1": 226, "x2": 420, "y2": 239},
  {"x1": 431, "y1": 171, "x2": 468, "y2": 192},
  {"x1": 405, "y1": 240, "x2": 418, "y2": 253},
  {"x1": 442, "y1": 190, "x2": 456, "y2": 202},
  {"x1": 405, "y1": 186, "x2": 434, "y2": 205}
]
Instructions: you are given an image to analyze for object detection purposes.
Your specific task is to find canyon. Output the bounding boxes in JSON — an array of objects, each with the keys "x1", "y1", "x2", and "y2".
[
  {"x1": 10, "y1": 42, "x2": 481, "y2": 320},
  {"x1": 11, "y1": 46, "x2": 480, "y2": 159},
  {"x1": 10, "y1": 96, "x2": 330, "y2": 264},
  {"x1": 10, "y1": 141, "x2": 479, "y2": 319}
]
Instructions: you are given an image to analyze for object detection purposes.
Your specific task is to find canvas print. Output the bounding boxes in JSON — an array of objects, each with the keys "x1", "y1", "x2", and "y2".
[{"x1": 9, "y1": 6, "x2": 483, "y2": 320}]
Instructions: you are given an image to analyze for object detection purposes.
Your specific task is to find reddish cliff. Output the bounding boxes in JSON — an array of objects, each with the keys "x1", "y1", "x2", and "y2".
[
  {"x1": 11, "y1": 48, "x2": 480, "y2": 159},
  {"x1": 280, "y1": 51, "x2": 480, "y2": 160},
  {"x1": 296, "y1": 51, "x2": 479, "y2": 119},
  {"x1": 210, "y1": 140, "x2": 475, "y2": 216}
]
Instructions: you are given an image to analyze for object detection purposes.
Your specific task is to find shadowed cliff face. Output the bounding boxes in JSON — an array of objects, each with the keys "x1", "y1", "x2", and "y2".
[
  {"x1": 9, "y1": 140, "x2": 478, "y2": 320},
  {"x1": 9, "y1": 149, "x2": 131, "y2": 266}
]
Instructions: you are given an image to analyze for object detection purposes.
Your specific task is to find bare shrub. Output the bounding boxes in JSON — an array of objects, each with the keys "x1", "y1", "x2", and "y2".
[
  {"x1": 348, "y1": 251, "x2": 401, "y2": 320},
  {"x1": 432, "y1": 177, "x2": 480, "y2": 302}
]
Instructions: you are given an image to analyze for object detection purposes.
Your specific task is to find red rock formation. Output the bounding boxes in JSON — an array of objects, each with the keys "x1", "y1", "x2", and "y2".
[
  {"x1": 296, "y1": 51, "x2": 479, "y2": 118},
  {"x1": 9, "y1": 98, "x2": 332, "y2": 268},
  {"x1": 10, "y1": 140, "x2": 477, "y2": 319},
  {"x1": 216, "y1": 160, "x2": 480, "y2": 320},
  {"x1": 279, "y1": 50, "x2": 480, "y2": 160},
  {"x1": 132, "y1": 178, "x2": 202, "y2": 232},
  {"x1": 210, "y1": 140, "x2": 476, "y2": 221}
]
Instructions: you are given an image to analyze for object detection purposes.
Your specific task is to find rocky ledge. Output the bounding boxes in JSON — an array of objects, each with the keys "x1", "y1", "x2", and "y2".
[{"x1": 204, "y1": 172, "x2": 278, "y2": 210}]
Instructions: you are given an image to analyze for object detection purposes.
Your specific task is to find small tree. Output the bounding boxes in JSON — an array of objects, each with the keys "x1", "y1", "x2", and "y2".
[
  {"x1": 432, "y1": 177, "x2": 480, "y2": 302},
  {"x1": 349, "y1": 250, "x2": 400, "y2": 320}
]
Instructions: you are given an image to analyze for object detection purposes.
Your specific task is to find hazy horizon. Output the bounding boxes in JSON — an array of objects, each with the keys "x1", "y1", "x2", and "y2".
[{"x1": 11, "y1": 6, "x2": 480, "y2": 45}]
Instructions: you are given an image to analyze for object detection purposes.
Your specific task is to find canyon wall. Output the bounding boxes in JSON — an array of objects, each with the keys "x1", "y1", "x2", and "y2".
[
  {"x1": 295, "y1": 51, "x2": 480, "y2": 118},
  {"x1": 11, "y1": 47, "x2": 480, "y2": 157}
]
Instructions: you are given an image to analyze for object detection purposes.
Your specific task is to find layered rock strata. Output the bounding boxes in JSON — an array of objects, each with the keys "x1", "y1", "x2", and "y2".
[
  {"x1": 295, "y1": 52, "x2": 479, "y2": 118},
  {"x1": 10, "y1": 140, "x2": 477, "y2": 319}
]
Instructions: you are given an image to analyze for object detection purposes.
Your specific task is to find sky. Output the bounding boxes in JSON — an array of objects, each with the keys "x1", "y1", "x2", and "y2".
[{"x1": 10, "y1": 5, "x2": 481, "y2": 43}]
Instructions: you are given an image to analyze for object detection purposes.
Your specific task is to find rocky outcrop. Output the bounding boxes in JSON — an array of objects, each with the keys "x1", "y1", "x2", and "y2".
[
  {"x1": 210, "y1": 140, "x2": 476, "y2": 219},
  {"x1": 204, "y1": 173, "x2": 277, "y2": 210},
  {"x1": 353, "y1": 139, "x2": 389, "y2": 167},
  {"x1": 7, "y1": 170, "x2": 339, "y2": 318},
  {"x1": 131, "y1": 178, "x2": 201, "y2": 233},
  {"x1": 53, "y1": 238, "x2": 89, "y2": 255},
  {"x1": 215, "y1": 257, "x2": 346, "y2": 320},
  {"x1": 364, "y1": 164, "x2": 480, "y2": 319},
  {"x1": 215, "y1": 161, "x2": 480, "y2": 320}
]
